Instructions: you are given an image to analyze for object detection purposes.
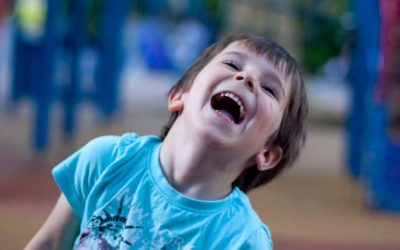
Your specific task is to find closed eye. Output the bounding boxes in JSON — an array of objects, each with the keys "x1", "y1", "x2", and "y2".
[
  {"x1": 223, "y1": 60, "x2": 241, "y2": 71},
  {"x1": 262, "y1": 85, "x2": 277, "y2": 98}
]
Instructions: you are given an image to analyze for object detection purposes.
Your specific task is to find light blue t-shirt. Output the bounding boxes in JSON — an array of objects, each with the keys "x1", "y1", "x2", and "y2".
[{"x1": 53, "y1": 133, "x2": 273, "y2": 249}]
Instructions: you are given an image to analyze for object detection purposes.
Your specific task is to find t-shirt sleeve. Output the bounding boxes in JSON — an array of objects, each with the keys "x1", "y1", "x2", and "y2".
[
  {"x1": 52, "y1": 136, "x2": 120, "y2": 218},
  {"x1": 240, "y1": 225, "x2": 273, "y2": 250}
]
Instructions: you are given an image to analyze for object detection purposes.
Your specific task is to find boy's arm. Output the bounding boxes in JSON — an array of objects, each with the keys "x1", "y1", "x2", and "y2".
[{"x1": 25, "y1": 194, "x2": 80, "y2": 250}]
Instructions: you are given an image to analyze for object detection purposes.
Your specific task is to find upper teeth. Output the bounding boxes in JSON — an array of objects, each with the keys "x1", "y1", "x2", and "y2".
[{"x1": 221, "y1": 92, "x2": 245, "y2": 119}]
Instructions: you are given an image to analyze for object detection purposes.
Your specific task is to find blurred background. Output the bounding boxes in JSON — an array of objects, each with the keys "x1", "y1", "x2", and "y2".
[{"x1": 1, "y1": 0, "x2": 400, "y2": 249}]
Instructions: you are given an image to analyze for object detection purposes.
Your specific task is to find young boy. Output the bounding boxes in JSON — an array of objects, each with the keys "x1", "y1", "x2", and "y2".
[{"x1": 26, "y1": 34, "x2": 307, "y2": 249}]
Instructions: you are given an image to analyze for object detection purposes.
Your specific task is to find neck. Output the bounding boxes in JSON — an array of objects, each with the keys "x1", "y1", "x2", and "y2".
[{"x1": 159, "y1": 123, "x2": 246, "y2": 200}]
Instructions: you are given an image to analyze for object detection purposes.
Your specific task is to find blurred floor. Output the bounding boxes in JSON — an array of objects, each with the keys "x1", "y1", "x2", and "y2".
[{"x1": 1, "y1": 77, "x2": 400, "y2": 250}]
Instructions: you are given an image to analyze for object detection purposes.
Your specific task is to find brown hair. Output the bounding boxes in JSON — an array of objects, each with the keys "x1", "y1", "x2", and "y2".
[{"x1": 160, "y1": 34, "x2": 308, "y2": 193}]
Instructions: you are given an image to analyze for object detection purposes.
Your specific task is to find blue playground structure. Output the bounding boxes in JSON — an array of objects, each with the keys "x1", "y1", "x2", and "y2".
[
  {"x1": 347, "y1": 0, "x2": 400, "y2": 212},
  {"x1": 12, "y1": 0, "x2": 130, "y2": 149},
  {"x1": 10, "y1": 0, "x2": 222, "y2": 150}
]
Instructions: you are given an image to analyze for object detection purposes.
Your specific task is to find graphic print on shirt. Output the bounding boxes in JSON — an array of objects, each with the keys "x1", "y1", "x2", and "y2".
[
  {"x1": 75, "y1": 194, "x2": 142, "y2": 250},
  {"x1": 75, "y1": 189, "x2": 195, "y2": 250}
]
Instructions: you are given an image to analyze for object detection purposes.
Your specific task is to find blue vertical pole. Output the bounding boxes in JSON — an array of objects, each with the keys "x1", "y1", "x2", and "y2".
[
  {"x1": 11, "y1": 36, "x2": 34, "y2": 102},
  {"x1": 346, "y1": 0, "x2": 380, "y2": 178},
  {"x1": 63, "y1": 0, "x2": 89, "y2": 136},
  {"x1": 96, "y1": 0, "x2": 130, "y2": 117},
  {"x1": 362, "y1": 0, "x2": 400, "y2": 212},
  {"x1": 33, "y1": 0, "x2": 58, "y2": 150}
]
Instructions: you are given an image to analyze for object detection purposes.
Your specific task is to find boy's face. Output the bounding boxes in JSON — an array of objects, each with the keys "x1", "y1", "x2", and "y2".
[{"x1": 169, "y1": 41, "x2": 291, "y2": 170}]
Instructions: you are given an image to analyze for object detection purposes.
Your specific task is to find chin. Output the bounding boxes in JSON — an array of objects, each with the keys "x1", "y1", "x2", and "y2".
[{"x1": 197, "y1": 127, "x2": 235, "y2": 149}]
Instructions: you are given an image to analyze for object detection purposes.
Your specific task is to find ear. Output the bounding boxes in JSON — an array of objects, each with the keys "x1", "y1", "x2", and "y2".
[
  {"x1": 255, "y1": 147, "x2": 282, "y2": 171},
  {"x1": 168, "y1": 89, "x2": 184, "y2": 113}
]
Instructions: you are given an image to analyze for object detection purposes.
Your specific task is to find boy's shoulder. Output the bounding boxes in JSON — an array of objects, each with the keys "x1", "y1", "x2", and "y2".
[
  {"x1": 52, "y1": 133, "x2": 162, "y2": 216},
  {"x1": 55, "y1": 133, "x2": 161, "y2": 179},
  {"x1": 210, "y1": 190, "x2": 273, "y2": 249},
  {"x1": 83, "y1": 133, "x2": 161, "y2": 158},
  {"x1": 237, "y1": 194, "x2": 273, "y2": 248}
]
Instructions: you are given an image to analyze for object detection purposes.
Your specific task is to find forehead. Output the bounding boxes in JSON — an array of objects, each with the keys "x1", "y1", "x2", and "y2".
[{"x1": 218, "y1": 41, "x2": 262, "y2": 59}]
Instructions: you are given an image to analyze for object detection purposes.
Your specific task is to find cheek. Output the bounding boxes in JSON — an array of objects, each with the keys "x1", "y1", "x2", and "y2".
[
  {"x1": 259, "y1": 102, "x2": 283, "y2": 134},
  {"x1": 190, "y1": 75, "x2": 211, "y2": 96}
]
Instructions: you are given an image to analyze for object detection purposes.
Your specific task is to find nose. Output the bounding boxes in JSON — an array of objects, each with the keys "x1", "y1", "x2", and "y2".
[{"x1": 235, "y1": 73, "x2": 254, "y2": 91}]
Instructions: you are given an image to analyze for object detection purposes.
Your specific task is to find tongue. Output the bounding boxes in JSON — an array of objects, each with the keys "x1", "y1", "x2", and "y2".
[{"x1": 216, "y1": 109, "x2": 235, "y2": 123}]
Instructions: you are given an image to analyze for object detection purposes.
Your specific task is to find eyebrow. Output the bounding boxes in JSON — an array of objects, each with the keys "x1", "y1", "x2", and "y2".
[{"x1": 222, "y1": 51, "x2": 246, "y2": 58}]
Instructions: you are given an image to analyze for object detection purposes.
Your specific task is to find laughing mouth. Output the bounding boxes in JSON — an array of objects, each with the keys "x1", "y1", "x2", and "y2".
[{"x1": 211, "y1": 91, "x2": 245, "y2": 124}]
